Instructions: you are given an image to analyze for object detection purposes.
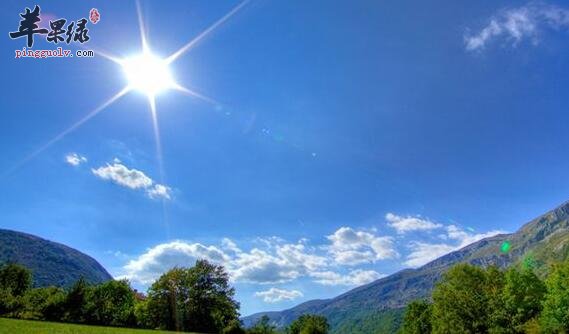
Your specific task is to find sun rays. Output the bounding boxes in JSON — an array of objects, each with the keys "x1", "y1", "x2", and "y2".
[{"x1": 4, "y1": 0, "x2": 249, "y2": 178}]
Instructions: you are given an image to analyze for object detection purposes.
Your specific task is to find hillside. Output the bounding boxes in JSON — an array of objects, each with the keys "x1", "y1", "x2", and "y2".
[
  {"x1": 243, "y1": 201, "x2": 569, "y2": 333},
  {"x1": 0, "y1": 229, "x2": 113, "y2": 287}
]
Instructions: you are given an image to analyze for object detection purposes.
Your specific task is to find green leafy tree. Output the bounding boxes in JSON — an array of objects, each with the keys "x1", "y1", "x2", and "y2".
[
  {"x1": 288, "y1": 314, "x2": 330, "y2": 334},
  {"x1": 401, "y1": 300, "x2": 432, "y2": 334},
  {"x1": 541, "y1": 261, "x2": 569, "y2": 333},
  {"x1": 85, "y1": 279, "x2": 136, "y2": 327},
  {"x1": 134, "y1": 298, "x2": 151, "y2": 329},
  {"x1": 431, "y1": 263, "x2": 490, "y2": 334},
  {"x1": 19, "y1": 286, "x2": 65, "y2": 321},
  {"x1": 501, "y1": 267, "x2": 545, "y2": 333},
  {"x1": 223, "y1": 319, "x2": 247, "y2": 334},
  {"x1": 63, "y1": 277, "x2": 91, "y2": 323},
  {"x1": 146, "y1": 260, "x2": 239, "y2": 332},
  {"x1": 248, "y1": 315, "x2": 278, "y2": 334},
  {"x1": 0, "y1": 263, "x2": 32, "y2": 297},
  {"x1": 485, "y1": 266, "x2": 507, "y2": 333},
  {"x1": 0, "y1": 263, "x2": 31, "y2": 316}
]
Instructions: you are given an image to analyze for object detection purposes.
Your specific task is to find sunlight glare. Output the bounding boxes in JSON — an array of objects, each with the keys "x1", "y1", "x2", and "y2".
[{"x1": 122, "y1": 53, "x2": 174, "y2": 96}]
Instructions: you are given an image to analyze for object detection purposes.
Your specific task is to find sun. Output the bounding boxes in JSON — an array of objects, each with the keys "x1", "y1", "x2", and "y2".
[{"x1": 122, "y1": 53, "x2": 175, "y2": 96}]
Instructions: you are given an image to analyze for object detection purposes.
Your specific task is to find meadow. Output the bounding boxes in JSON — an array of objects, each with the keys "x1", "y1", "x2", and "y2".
[{"x1": 0, "y1": 318, "x2": 196, "y2": 334}]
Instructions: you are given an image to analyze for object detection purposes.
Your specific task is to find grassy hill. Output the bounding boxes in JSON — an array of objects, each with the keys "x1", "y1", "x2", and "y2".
[
  {"x1": 0, "y1": 229, "x2": 112, "y2": 287},
  {"x1": 243, "y1": 201, "x2": 569, "y2": 333}
]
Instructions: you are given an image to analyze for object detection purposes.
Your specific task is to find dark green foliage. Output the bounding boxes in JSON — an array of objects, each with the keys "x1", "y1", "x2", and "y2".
[
  {"x1": 0, "y1": 229, "x2": 112, "y2": 287},
  {"x1": 145, "y1": 259, "x2": 239, "y2": 333},
  {"x1": 540, "y1": 261, "x2": 569, "y2": 333},
  {"x1": 19, "y1": 286, "x2": 65, "y2": 321},
  {"x1": 223, "y1": 319, "x2": 247, "y2": 334},
  {"x1": 0, "y1": 263, "x2": 32, "y2": 297},
  {"x1": 401, "y1": 300, "x2": 431, "y2": 334},
  {"x1": 248, "y1": 315, "x2": 278, "y2": 334},
  {"x1": 330, "y1": 308, "x2": 403, "y2": 334},
  {"x1": 63, "y1": 277, "x2": 91, "y2": 323},
  {"x1": 85, "y1": 279, "x2": 136, "y2": 327},
  {"x1": 288, "y1": 314, "x2": 329, "y2": 334}
]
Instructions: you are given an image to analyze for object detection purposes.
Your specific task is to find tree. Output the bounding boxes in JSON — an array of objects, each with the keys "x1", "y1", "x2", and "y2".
[
  {"x1": 0, "y1": 263, "x2": 32, "y2": 297},
  {"x1": 85, "y1": 279, "x2": 136, "y2": 327},
  {"x1": 19, "y1": 287, "x2": 65, "y2": 321},
  {"x1": 146, "y1": 260, "x2": 239, "y2": 333},
  {"x1": 248, "y1": 315, "x2": 278, "y2": 334},
  {"x1": 501, "y1": 267, "x2": 545, "y2": 333},
  {"x1": 541, "y1": 261, "x2": 569, "y2": 333},
  {"x1": 288, "y1": 314, "x2": 329, "y2": 334},
  {"x1": 431, "y1": 263, "x2": 490, "y2": 334},
  {"x1": 0, "y1": 263, "x2": 32, "y2": 316},
  {"x1": 63, "y1": 277, "x2": 91, "y2": 323},
  {"x1": 401, "y1": 300, "x2": 432, "y2": 334},
  {"x1": 223, "y1": 319, "x2": 247, "y2": 334}
]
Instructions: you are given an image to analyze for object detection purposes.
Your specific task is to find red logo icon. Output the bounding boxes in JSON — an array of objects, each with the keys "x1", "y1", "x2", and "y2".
[{"x1": 89, "y1": 8, "x2": 100, "y2": 24}]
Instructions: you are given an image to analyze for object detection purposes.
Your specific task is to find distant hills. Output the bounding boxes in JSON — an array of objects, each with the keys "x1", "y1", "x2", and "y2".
[
  {"x1": 243, "y1": 201, "x2": 569, "y2": 334},
  {"x1": 0, "y1": 229, "x2": 112, "y2": 287}
]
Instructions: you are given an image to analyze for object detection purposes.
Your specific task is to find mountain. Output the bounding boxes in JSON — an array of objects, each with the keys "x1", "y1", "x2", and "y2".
[
  {"x1": 243, "y1": 201, "x2": 569, "y2": 333},
  {"x1": 0, "y1": 229, "x2": 113, "y2": 287}
]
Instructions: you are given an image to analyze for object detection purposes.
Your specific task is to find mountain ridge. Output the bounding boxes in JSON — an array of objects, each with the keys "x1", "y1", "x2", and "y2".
[
  {"x1": 0, "y1": 228, "x2": 113, "y2": 287},
  {"x1": 243, "y1": 200, "x2": 569, "y2": 333}
]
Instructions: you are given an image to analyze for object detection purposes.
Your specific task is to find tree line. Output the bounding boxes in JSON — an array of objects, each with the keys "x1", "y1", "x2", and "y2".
[
  {"x1": 0, "y1": 259, "x2": 329, "y2": 334},
  {"x1": 401, "y1": 260, "x2": 569, "y2": 334}
]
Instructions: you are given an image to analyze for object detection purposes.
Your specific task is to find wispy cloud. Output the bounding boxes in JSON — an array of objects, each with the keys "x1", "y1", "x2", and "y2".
[
  {"x1": 465, "y1": 2, "x2": 569, "y2": 51},
  {"x1": 65, "y1": 153, "x2": 87, "y2": 166},
  {"x1": 91, "y1": 159, "x2": 172, "y2": 200},
  {"x1": 254, "y1": 288, "x2": 303, "y2": 303},
  {"x1": 310, "y1": 269, "x2": 384, "y2": 286},
  {"x1": 385, "y1": 213, "x2": 443, "y2": 234}
]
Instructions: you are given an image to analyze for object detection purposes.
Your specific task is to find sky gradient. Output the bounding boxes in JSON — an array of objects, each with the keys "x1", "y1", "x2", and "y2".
[{"x1": 2, "y1": 0, "x2": 569, "y2": 315}]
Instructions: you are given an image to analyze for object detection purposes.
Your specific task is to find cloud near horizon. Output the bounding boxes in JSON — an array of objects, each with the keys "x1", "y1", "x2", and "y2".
[
  {"x1": 254, "y1": 288, "x2": 303, "y2": 303},
  {"x1": 465, "y1": 3, "x2": 569, "y2": 51},
  {"x1": 120, "y1": 228, "x2": 389, "y2": 289},
  {"x1": 119, "y1": 220, "x2": 506, "y2": 301}
]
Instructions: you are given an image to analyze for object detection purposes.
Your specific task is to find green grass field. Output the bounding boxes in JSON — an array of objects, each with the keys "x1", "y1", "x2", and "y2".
[{"x1": 0, "y1": 318, "x2": 198, "y2": 334}]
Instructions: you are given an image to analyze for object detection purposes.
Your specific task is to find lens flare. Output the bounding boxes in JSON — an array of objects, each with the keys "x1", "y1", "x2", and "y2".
[{"x1": 122, "y1": 53, "x2": 174, "y2": 96}]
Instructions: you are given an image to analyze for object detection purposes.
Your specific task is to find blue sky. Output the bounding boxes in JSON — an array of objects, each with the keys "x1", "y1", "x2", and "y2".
[{"x1": 2, "y1": 0, "x2": 569, "y2": 315}]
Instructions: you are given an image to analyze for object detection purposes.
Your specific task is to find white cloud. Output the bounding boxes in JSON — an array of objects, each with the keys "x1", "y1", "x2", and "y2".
[
  {"x1": 254, "y1": 288, "x2": 303, "y2": 303},
  {"x1": 147, "y1": 184, "x2": 172, "y2": 200},
  {"x1": 385, "y1": 213, "x2": 443, "y2": 234},
  {"x1": 122, "y1": 241, "x2": 230, "y2": 284},
  {"x1": 327, "y1": 227, "x2": 398, "y2": 265},
  {"x1": 311, "y1": 269, "x2": 384, "y2": 286},
  {"x1": 65, "y1": 153, "x2": 87, "y2": 166},
  {"x1": 465, "y1": 3, "x2": 569, "y2": 51},
  {"x1": 92, "y1": 160, "x2": 172, "y2": 200},
  {"x1": 92, "y1": 162, "x2": 153, "y2": 189},
  {"x1": 231, "y1": 243, "x2": 328, "y2": 284},
  {"x1": 123, "y1": 239, "x2": 328, "y2": 285},
  {"x1": 404, "y1": 242, "x2": 456, "y2": 267}
]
